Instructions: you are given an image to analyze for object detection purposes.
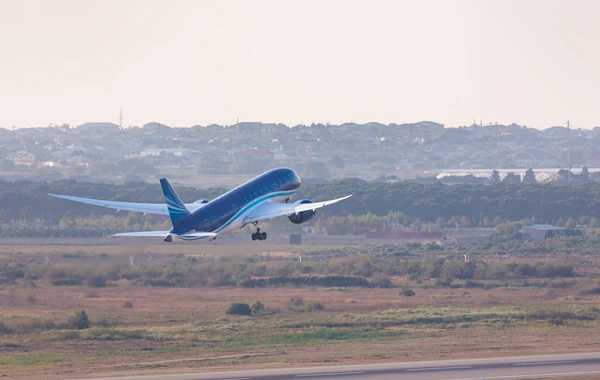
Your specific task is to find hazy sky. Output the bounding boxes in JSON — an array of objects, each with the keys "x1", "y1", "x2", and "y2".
[{"x1": 1, "y1": 0, "x2": 599, "y2": 129}]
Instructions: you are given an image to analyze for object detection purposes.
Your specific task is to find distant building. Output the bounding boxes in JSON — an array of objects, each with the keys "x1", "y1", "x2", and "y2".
[
  {"x1": 7, "y1": 151, "x2": 35, "y2": 166},
  {"x1": 521, "y1": 225, "x2": 565, "y2": 241},
  {"x1": 539, "y1": 158, "x2": 561, "y2": 168},
  {"x1": 543, "y1": 126, "x2": 572, "y2": 139},
  {"x1": 76, "y1": 122, "x2": 120, "y2": 134},
  {"x1": 139, "y1": 148, "x2": 200, "y2": 158},
  {"x1": 366, "y1": 231, "x2": 442, "y2": 240},
  {"x1": 143, "y1": 122, "x2": 170, "y2": 131},
  {"x1": 588, "y1": 154, "x2": 600, "y2": 167}
]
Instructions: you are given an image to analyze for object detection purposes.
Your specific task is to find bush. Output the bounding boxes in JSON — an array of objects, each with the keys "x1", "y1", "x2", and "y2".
[
  {"x1": 226, "y1": 302, "x2": 251, "y2": 316},
  {"x1": 425, "y1": 242, "x2": 444, "y2": 251},
  {"x1": 286, "y1": 297, "x2": 304, "y2": 312},
  {"x1": 50, "y1": 267, "x2": 84, "y2": 286},
  {"x1": 27, "y1": 295, "x2": 36, "y2": 303},
  {"x1": 251, "y1": 301, "x2": 265, "y2": 315},
  {"x1": 69, "y1": 310, "x2": 90, "y2": 330},
  {"x1": 371, "y1": 276, "x2": 393, "y2": 288},
  {"x1": 306, "y1": 301, "x2": 325, "y2": 311},
  {"x1": 123, "y1": 301, "x2": 133, "y2": 309},
  {"x1": 86, "y1": 273, "x2": 107, "y2": 288},
  {"x1": 400, "y1": 288, "x2": 416, "y2": 297},
  {"x1": 0, "y1": 322, "x2": 12, "y2": 335}
]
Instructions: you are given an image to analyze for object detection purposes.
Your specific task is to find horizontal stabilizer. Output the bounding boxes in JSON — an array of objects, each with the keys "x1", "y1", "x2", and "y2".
[
  {"x1": 113, "y1": 231, "x2": 171, "y2": 237},
  {"x1": 113, "y1": 230, "x2": 217, "y2": 239},
  {"x1": 179, "y1": 231, "x2": 218, "y2": 238}
]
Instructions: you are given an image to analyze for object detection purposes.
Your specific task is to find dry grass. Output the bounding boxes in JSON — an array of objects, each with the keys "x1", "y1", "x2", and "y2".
[{"x1": 1, "y1": 244, "x2": 600, "y2": 379}]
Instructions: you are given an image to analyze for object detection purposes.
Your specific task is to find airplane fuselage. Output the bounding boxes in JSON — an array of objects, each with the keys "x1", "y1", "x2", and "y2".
[{"x1": 172, "y1": 167, "x2": 301, "y2": 239}]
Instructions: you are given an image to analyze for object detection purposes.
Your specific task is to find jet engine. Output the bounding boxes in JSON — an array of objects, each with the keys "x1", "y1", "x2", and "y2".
[{"x1": 288, "y1": 200, "x2": 316, "y2": 224}]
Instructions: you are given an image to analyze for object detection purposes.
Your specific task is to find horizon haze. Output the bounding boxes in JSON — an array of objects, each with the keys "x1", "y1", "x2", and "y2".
[{"x1": 1, "y1": 0, "x2": 599, "y2": 130}]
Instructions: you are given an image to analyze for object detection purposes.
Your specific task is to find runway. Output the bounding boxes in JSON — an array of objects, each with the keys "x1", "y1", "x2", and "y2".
[{"x1": 79, "y1": 352, "x2": 600, "y2": 380}]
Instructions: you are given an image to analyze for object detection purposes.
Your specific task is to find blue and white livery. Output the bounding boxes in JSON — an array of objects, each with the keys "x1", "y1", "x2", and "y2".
[{"x1": 50, "y1": 168, "x2": 352, "y2": 242}]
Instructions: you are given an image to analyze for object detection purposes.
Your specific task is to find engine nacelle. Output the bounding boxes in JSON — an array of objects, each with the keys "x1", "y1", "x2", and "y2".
[{"x1": 288, "y1": 199, "x2": 316, "y2": 224}]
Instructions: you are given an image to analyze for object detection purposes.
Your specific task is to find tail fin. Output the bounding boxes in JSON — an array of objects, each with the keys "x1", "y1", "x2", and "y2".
[{"x1": 159, "y1": 178, "x2": 190, "y2": 227}]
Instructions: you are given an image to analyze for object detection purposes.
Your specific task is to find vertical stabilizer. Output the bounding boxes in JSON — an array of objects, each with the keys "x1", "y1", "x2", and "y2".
[{"x1": 159, "y1": 178, "x2": 190, "y2": 227}]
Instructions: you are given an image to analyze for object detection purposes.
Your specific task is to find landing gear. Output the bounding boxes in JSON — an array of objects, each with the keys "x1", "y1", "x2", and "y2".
[{"x1": 250, "y1": 224, "x2": 267, "y2": 241}]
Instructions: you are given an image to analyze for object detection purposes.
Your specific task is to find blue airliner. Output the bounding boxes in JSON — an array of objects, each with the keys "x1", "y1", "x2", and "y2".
[{"x1": 50, "y1": 168, "x2": 351, "y2": 242}]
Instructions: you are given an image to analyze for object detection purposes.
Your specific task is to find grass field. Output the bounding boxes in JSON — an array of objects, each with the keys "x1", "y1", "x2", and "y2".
[{"x1": 1, "y1": 243, "x2": 600, "y2": 379}]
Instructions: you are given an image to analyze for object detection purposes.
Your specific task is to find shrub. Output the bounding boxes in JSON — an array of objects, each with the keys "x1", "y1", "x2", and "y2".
[
  {"x1": 400, "y1": 289, "x2": 416, "y2": 297},
  {"x1": 237, "y1": 277, "x2": 267, "y2": 288},
  {"x1": 0, "y1": 322, "x2": 12, "y2": 335},
  {"x1": 50, "y1": 267, "x2": 84, "y2": 286},
  {"x1": 26, "y1": 295, "x2": 36, "y2": 303},
  {"x1": 425, "y1": 242, "x2": 444, "y2": 251},
  {"x1": 286, "y1": 297, "x2": 304, "y2": 312},
  {"x1": 251, "y1": 301, "x2": 265, "y2": 315},
  {"x1": 306, "y1": 301, "x2": 325, "y2": 311},
  {"x1": 86, "y1": 273, "x2": 107, "y2": 288},
  {"x1": 371, "y1": 276, "x2": 393, "y2": 288},
  {"x1": 69, "y1": 310, "x2": 90, "y2": 330},
  {"x1": 253, "y1": 265, "x2": 268, "y2": 277},
  {"x1": 123, "y1": 301, "x2": 134, "y2": 309},
  {"x1": 440, "y1": 261, "x2": 475, "y2": 281},
  {"x1": 547, "y1": 318, "x2": 564, "y2": 326},
  {"x1": 226, "y1": 302, "x2": 251, "y2": 316},
  {"x1": 85, "y1": 291, "x2": 100, "y2": 299}
]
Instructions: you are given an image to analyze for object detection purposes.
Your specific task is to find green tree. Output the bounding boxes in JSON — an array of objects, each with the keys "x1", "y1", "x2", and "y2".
[
  {"x1": 490, "y1": 170, "x2": 501, "y2": 183},
  {"x1": 589, "y1": 217, "x2": 600, "y2": 229},
  {"x1": 312, "y1": 219, "x2": 325, "y2": 234},
  {"x1": 523, "y1": 168, "x2": 537, "y2": 183},
  {"x1": 557, "y1": 169, "x2": 571, "y2": 184},
  {"x1": 435, "y1": 217, "x2": 446, "y2": 229},
  {"x1": 565, "y1": 217, "x2": 576, "y2": 230},
  {"x1": 492, "y1": 222, "x2": 522, "y2": 242},
  {"x1": 459, "y1": 216, "x2": 471, "y2": 227},
  {"x1": 59, "y1": 211, "x2": 76, "y2": 229},
  {"x1": 579, "y1": 167, "x2": 590, "y2": 183},
  {"x1": 502, "y1": 172, "x2": 521, "y2": 183}
]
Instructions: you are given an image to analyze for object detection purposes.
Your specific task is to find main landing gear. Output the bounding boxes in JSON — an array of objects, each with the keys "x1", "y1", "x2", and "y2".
[{"x1": 250, "y1": 223, "x2": 267, "y2": 241}]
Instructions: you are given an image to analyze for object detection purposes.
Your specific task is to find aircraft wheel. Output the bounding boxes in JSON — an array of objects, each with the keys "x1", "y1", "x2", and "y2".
[
  {"x1": 262, "y1": 232, "x2": 267, "y2": 240},
  {"x1": 251, "y1": 233, "x2": 256, "y2": 241}
]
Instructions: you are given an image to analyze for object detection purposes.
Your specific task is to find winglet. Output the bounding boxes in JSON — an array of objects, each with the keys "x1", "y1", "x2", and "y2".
[{"x1": 159, "y1": 178, "x2": 191, "y2": 227}]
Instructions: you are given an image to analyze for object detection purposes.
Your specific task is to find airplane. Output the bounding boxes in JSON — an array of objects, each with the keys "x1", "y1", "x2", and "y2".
[{"x1": 50, "y1": 167, "x2": 352, "y2": 242}]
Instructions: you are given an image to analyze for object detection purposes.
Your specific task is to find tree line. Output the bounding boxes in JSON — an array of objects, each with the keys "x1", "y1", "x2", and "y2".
[{"x1": 0, "y1": 178, "x2": 599, "y2": 228}]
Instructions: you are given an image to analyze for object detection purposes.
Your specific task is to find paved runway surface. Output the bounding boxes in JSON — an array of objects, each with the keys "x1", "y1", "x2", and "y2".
[{"x1": 78, "y1": 352, "x2": 600, "y2": 380}]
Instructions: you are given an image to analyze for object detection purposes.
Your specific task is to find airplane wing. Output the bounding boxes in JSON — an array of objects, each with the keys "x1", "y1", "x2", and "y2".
[
  {"x1": 49, "y1": 194, "x2": 203, "y2": 215},
  {"x1": 243, "y1": 194, "x2": 352, "y2": 224}
]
